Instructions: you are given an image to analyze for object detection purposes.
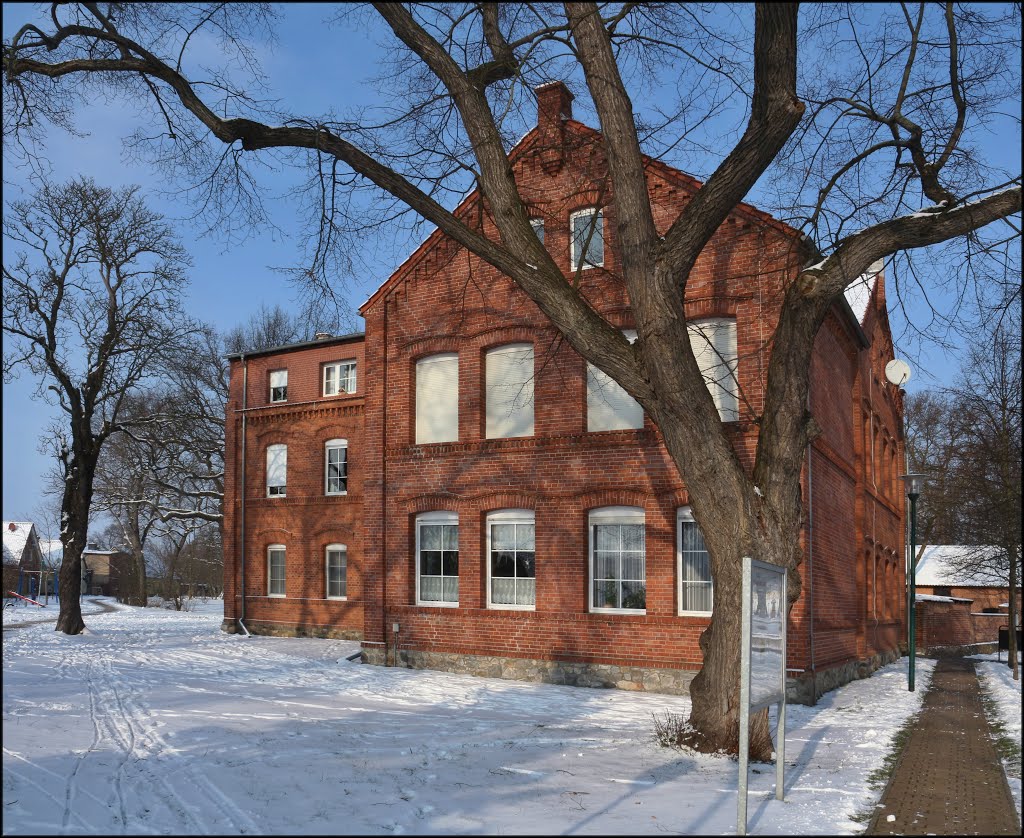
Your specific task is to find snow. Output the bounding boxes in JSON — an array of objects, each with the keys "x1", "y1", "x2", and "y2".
[
  {"x1": 970, "y1": 653, "x2": 1023, "y2": 819},
  {"x1": 2, "y1": 599, "x2": 939, "y2": 835},
  {"x1": 842, "y1": 273, "x2": 875, "y2": 326},
  {"x1": 915, "y1": 545, "x2": 1006, "y2": 586},
  {"x1": 3, "y1": 521, "x2": 33, "y2": 565},
  {"x1": 914, "y1": 593, "x2": 973, "y2": 603}
]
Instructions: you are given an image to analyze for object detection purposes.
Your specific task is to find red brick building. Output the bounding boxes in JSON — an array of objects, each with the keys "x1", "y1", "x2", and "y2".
[
  {"x1": 914, "y1": 545, "x2": 1022, "y2": 651},
  {"x1": 223, "y1": 82, "x2": 906, "y2": 704},
  {"x1": 223, "y1": 332, "x2": 366, "y2": 639}
]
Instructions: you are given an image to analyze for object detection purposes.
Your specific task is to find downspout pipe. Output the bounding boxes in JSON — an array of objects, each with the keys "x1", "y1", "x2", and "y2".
[
  {"x1": 238, "y1": 354, "x2": 250, "y2": 637},
  {"x1": 806, "y1": 390, "x2": 816, "y2": 699}
]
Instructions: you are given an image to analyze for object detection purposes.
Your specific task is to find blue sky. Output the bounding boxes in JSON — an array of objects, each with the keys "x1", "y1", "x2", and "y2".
[{"x1": 2, "y1": 3, "x2": 1017, "y2": 524}]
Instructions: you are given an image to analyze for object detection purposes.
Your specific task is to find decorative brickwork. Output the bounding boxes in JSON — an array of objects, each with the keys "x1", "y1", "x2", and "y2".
[{"x1": 222, "y1": 82, "x2": 907, "y2": 704}]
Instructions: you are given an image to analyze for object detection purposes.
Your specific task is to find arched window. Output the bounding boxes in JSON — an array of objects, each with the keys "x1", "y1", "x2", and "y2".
[
  {"x1": 486, "y1": 510, "x2": 535, "y2": 609},
  {"x1": 678, "y1": 507, "x2": 712, "y2": 615},
  {"x1": 325, "y1": 438, "x2": 348, "y2": 495},
  {"x1": 326, "y1": 544, "x2": 347, "y2": 599},
  {"x1": 588, "y1": 330, "x2": 643, "y2": 431},
  {"x1": 416, "y1": 511, "x2": 459, "y2": 606},
  {"x1": 485, "y1": 344, "x2": 534, "y2": 438},
  {"x1": 589, "y1": 506, "x2": 645, "y2": 613},
  {"x1": 266, "y1": 444, "x2": 287, "y2": 497},
  {"x1": 415, "y1": 353, "x2": 459, "y2": 443},
  {"x1": 688, "y1": 318, "x2": 739, "y2": 421},
  {"x1": 267, "y1": 545, "x2": 286, "y2": 597}
]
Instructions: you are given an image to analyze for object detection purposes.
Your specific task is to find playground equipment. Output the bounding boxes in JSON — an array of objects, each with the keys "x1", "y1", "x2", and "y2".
[{"x1": 6, "y1": 590, "x2": 45, "y2": 607}]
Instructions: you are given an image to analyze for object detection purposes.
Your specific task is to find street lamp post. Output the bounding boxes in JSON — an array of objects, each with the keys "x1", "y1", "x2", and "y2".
[{"x1": 901, "y1": 473, "x2": 928, "y2": 691}]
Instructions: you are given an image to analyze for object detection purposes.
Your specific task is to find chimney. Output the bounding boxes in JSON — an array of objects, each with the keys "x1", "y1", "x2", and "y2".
[
  {"x1": 535, "y1": 81, "x2": 573, "y2": 175},
  {"x1": 314, "y1": 332, "x2": 333, "y2": 341},
  {"x1": 536, "y1": 81, "x2": 573, "y2": 126}
]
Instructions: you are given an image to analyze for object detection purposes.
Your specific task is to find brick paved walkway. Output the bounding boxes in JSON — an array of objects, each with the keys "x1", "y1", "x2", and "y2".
[{"x1": 866, "y1": 657, "x2": 1021, "y2": 836}]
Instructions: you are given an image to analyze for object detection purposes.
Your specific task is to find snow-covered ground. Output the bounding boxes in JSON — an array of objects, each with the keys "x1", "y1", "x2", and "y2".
[
  {"x1": 2, "y1": 596, "x2": 111, "y2": 626},
  {"x1": 2, "y1": 599, "x2": 944, "y2": 835},
  {"x1": 971, "y1": 652, "x2": 1023, "y2": 819}
]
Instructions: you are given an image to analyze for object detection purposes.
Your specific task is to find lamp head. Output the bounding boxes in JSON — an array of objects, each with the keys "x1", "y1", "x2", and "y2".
[{"x1": 900, "y1": 472, "x2": 928, "y2": 498}]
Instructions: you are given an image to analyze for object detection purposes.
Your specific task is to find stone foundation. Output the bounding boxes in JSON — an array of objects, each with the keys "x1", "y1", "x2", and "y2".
[
  {"x1": 923, "y1": 641, "x2": 998, "y2": 658},
  {"x1": 220, "y1": 619, "x2": 362, "y2": 641},
  {"x1": 786, "y1": 648, "x2": 902, "y2": 706},
  {"x1": 362, "y1": 646, "x2": 698, "y2": 694}
]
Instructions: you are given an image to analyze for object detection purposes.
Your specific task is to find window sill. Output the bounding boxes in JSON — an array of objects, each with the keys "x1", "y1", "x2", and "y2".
[
  {"x1": 487, "y1": 604, "x2": 536, "y2": 612},
  {"x1": 268, "y1": 593, "x2": 286, "y2": 599},
  {"x1": 678, "y1": 610, "x2": 712, "y2": 618},
  {"x1": 589, "y1": 607, "x2": 647, "y2": 616},
  {"x1": 326, "y1": 595, "x2": 348, "y2": 601},
  {"x1": 266, "y1": 494, "x2": 287, "y2": 499},
  {"x1": 325, "y1": 491, "x2": 348, "y2": 497},
  {"x1": 415, "y1": 600, "x2": 459, "y2": 608}
]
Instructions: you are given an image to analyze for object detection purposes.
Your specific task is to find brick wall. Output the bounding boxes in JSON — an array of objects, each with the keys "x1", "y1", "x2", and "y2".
[
  {"x1": 223, "y1": 335, "x2": 366, "y2": 639},
  {"x1": 917, "y1": 585, "x2": 1022, "y2": 645}
]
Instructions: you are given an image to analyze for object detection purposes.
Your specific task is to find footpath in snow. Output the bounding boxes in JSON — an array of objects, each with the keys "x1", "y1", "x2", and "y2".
[{"x1": 3, "y1": 599, "x2": 1002, "y2": 835}]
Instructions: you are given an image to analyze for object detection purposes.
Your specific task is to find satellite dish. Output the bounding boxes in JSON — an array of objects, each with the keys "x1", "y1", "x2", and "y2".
[{"x1": 885, "y1": 359, "x2": 912, "y2": 386}]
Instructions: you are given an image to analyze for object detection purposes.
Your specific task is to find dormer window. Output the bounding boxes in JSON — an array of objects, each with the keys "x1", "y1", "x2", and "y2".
[
  {"x1": 323, "y1": 360, "x2": 357, "y2": 396},
  {"x1": 570, "y1": 208, "x2": 604, "y2": 270},
  {"x1": 269, "y1": 369, "x2": 288, "y2": 403}
]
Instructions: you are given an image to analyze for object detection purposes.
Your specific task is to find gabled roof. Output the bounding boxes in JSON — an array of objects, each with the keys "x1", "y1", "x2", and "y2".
[
  {"x1": 915, "y1": 545, "x2": 1009, "y2": 587},
  {"x1": 2, "y1": 521, "x2": 34, "y2": 566},
  {"x1": 359, "y1": 119, "x2": 805, "y2": 315},
  {"x1": 225, "y1": 331, "x2": 365, "y2": 362}
]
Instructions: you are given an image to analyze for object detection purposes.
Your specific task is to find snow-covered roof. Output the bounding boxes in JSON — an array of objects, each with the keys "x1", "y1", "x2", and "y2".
[
  {"x1": 843, "y1": 262, "x2": 882, "y2": 326},
  {"x1": 915, "y1": 545, "x2": 1006, "y2": 587},
  {"x1": 2, "y1": 521, "x2": 34, "y2": 566},
  {"x1": 915, "y1": 593, "x2": 973, "y2": 603}
]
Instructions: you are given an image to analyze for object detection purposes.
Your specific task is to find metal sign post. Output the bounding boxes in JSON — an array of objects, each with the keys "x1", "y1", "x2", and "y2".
[{"x1": 738, "y1": 556, "x2": 788, "y2": 836}]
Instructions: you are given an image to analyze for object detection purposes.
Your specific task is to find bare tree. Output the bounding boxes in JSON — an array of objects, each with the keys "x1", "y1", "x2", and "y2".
[
  {"x1": 947, "y1": 317, "x2": 1021, "y2": 678},
  {"x1": 3, "y1": 177, "x2": 193, "y2": 634},
  {"x1": 4, "y1": 3, "x2": 1019, "y2": 755}
]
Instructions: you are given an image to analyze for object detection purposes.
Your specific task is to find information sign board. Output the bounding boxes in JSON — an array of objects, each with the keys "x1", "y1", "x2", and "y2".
[{"x1": 737, "y1": 556, "x2": 787, "y2": 835}]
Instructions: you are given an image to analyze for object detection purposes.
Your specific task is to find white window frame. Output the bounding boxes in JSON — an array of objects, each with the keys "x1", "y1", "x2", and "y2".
[
  {"x1": 587, "y1": 329, "x2": 644, "y2": 432},
  {"x1": 323, "y1": 359, "x2": 357, "y2": 397},
  {"x1": 269, "y1": 369, "x2": 288, "y2": 403},
  {"x1": 325, "y1": 543, "x2": 347, "y2": 600},
  {"x1": 324, "y1": 438, "x2": 348, "y2": 496},
  {"x1": 687, "y1": 317, "x2": 739, "y2": 421},
  {"x1": 485, "y1": 343, "x2": 535, "y2": 439},
  {"x1": 266, "y1": 444, "x2": 287, "y2": 498},
  {"x1": 267, "y1": 544, "x2": 286, "y2": 598},
  {"x1": 415, "y1": 353, "x2": 459, "y2": 444},
  {"x1": 530, "y1": 218, "x2": 545, "y2": 244},
  {"x1": 588, "y1": 506, "x2": 646, "y2": 614},
  {"x1": 677, "y1": 507, "x2": 713, "y2": 616},
  {"x1": 570, "y1": 207, "x2": 604, "y2": 270},
  {"x1": 415, "y1": 511, "x2": 459, "y2": 607},
  {"x1": 485, "y1": 509, "x2": 536, "y2": 611}
]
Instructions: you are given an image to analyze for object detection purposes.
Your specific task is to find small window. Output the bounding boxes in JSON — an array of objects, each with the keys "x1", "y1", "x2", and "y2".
[
  {"x1": 269, "y1": 369, "x2": 288, "y2": 403},
  {"x1": 268, "y1": 545, "x2": 286, "y2": 597},
  {"x1": 588, "y1": 329, "x2": 643, "y2": 431},
  {"x1": 324, "y1": 360, "x2": 357, "y2": 396},
  {"x1": 325, "y1": 438, "x2": 348, "y2": 495},
  {"x1": 485, "y1": 344, "x2": 534, "y2": 439},
  {"x1": 415, "y1": 353, "x2": 459, "y2": 444},
  {"x1": 326, "y1": 544, "x2": 347, "y2": 599},
  {"x1": 530, "y1": 218, "x2": 544, "y2": 244},
  {"x1": 266, "y1": 444, "x2": 287, "y2": 497},
  {"x1": 416, "y1": 512, "x2": 459, "y2": 606},
  {"x1": 487, "y1": 510, "x2": 536, "y2": 609},
  {"x1": 571, "y1": 208, "x2": 604, "y2": 270},
  {"x1": 678, "y1": 507, "x2": 713, "y2": 615},
  {"x1": 688, "y1": 318, "x2": 738, "y2": 421},
  {"x1": 589, "y1": 507, "x2": 645, "y2": 613}
]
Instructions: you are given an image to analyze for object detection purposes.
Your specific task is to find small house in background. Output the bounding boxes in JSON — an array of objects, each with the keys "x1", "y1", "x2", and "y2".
[
  {"x1": 2, "y1": 521, "x2": 44, "y2": 598},
  {"x1": 914, "y1": 545, "x2": 1022, "y2": 652},
  {"x1": 81, "y1": 544, "x2": 132, "y2": 598}
]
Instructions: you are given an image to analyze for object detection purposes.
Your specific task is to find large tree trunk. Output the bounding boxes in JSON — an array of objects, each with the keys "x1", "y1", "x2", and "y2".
[
  {"x1": 55, "y1": 486, "x2": 88, "y2": 635},
  {"x1": 1009, "y1": 544, "x2": 1018, "y2": 680}
]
